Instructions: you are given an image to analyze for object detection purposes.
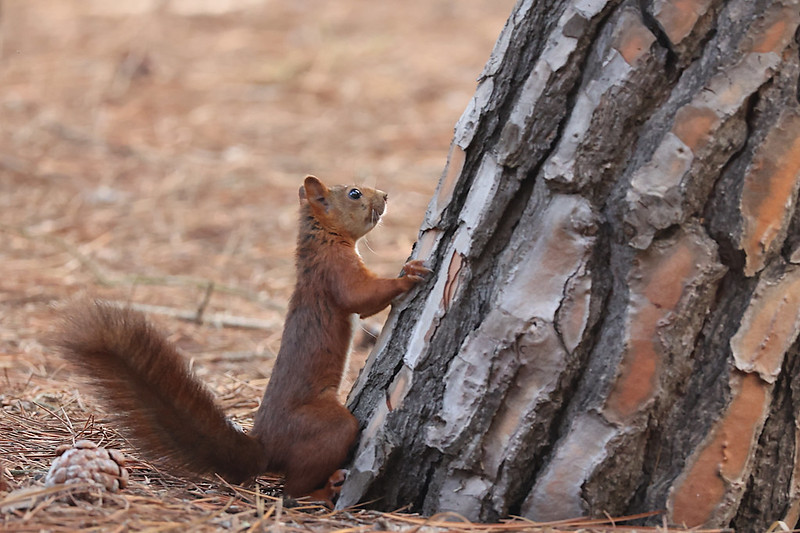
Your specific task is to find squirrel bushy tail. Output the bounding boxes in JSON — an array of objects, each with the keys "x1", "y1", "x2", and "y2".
[{"x1": 56, "y1": 300, "x2": 266, "y2": 483}]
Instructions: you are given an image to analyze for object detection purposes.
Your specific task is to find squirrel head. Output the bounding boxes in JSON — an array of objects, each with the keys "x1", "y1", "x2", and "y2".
[{"x1": 299, "y1": 175, "x2": 388, "y2": 241}]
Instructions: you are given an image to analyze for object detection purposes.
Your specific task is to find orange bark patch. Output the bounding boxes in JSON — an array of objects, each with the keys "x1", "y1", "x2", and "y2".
[
  {"x1": 717, "y1": 374, "x2": 768, "y2": 480},
  {"x1": 751, "y1": 5, "x2": 799, "y2": 54},
  {"x1": 653, "y1": 0, "x2": 712, "y2": 46},
  {"x1": 753, "y1": 18, "x2": 790, "y2": 54},
  {"x1": 605, "y1": 238, "x2": 697, "y2": 422},
  {"x1": 671, "y1": 105, "x2": 718, "y2": 152},
  {"x1": 730, "y1": 267, "x2": 800, "y2": 382},
  {"x1": 670, "y1": 372, "x2": 770, "y2": 527},
  {"x1": 363, "y1": 367, "x2": 414, "y2": 440},
  {"x1": 559, "y1": 274, "x2": 592, "y2": 353},
  {"x1": 442, "y1": 252, "x2": 464, "y2": 311},
  {"x1": 606, "y1": 305, "x2": 661, "y2": 419},
  {"x1": 613, "y1": 18, "x2": 656, "y2": 65},
  {"x1": 415, "y1": 228, "x2": 440, "y2": 263},
  {"x1": 386, "y1": 365, "x2": 413, "y2": 411},
  {"x1": 740, "y1": 110, "x2": 800, "y2": 276},
  {"x1": 437, "y1": 144, "x2": 466, "y2": 211}
]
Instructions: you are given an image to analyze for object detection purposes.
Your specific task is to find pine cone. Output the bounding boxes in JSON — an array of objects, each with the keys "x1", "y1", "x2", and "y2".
[{"x1": 45, "y1": 440, "x2": 129, "y2": 494}]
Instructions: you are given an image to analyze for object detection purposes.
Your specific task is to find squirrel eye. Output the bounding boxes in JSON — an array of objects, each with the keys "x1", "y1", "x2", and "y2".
[{"x1": 348, "y1": 188, "x2": 362, "y2": 200}]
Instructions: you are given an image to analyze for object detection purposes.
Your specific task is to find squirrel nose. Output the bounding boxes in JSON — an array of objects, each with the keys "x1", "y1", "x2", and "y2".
[{"x1": 382, "y1": 192, "x2": 388, "y2": 202}]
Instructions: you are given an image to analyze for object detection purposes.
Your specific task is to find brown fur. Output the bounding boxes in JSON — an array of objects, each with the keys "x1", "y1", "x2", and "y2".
[{"x1": 55, "y1": 175, "x2": 429, "y2": 499}]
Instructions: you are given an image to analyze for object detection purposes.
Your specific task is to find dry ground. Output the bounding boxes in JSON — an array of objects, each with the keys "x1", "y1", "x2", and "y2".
[{"x1": 0, "y1": 2, "x2": 703, "y2": 531}]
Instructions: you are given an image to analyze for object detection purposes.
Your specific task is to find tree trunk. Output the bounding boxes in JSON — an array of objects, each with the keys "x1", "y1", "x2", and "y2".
[{"x1": 337, "y1": 0, "x2": 800, "y2": 529}]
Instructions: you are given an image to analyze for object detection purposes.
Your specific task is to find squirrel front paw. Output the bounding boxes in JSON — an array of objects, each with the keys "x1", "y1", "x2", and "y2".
[{"x1": 402, "y1": 259, "x2": 432, "y2": 282}]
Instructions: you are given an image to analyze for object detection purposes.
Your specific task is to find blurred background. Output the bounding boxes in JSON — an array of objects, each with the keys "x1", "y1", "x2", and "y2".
[{"x1": 1, "y1": 0, "x2": 513, "y2": 392}]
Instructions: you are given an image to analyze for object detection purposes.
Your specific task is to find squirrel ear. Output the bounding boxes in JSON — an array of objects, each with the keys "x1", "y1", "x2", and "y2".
[{"x1": 303, "y1": 175, "x2": 329, "y2": 210}]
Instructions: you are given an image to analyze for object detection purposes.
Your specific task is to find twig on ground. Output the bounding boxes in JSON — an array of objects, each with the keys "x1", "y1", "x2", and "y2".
[
  {"x1": 194, "y1": 282, "x2": 215, "y2": 324},
  {"x1": 105, "y1": 300, "x2": 280, "y2": 331}
]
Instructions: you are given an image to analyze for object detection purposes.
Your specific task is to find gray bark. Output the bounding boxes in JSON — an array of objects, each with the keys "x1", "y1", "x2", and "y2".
[{"x1": 338, "y1": 0, "x2": 800, "y2": 529}]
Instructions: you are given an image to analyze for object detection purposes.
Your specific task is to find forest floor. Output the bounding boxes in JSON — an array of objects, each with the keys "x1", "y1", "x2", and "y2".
[{"x1": 1, "y1": 1, "x2": 709, "y2": 531}]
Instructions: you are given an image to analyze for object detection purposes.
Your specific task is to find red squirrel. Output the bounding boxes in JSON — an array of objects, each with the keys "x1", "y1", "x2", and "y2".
[{"x1": 56, "y1": 175, "x2": 429, "y2": 501}]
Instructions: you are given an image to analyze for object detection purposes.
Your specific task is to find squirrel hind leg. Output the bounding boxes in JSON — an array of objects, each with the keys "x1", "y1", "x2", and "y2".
[{"x1": 282, "y1": 404, "x2": 358, "y2": 499}]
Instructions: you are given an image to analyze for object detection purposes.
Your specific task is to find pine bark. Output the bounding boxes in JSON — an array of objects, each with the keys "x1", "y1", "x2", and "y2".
[{"x1": 338, "y1": 0, "x2": 800, "y2": 528}]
